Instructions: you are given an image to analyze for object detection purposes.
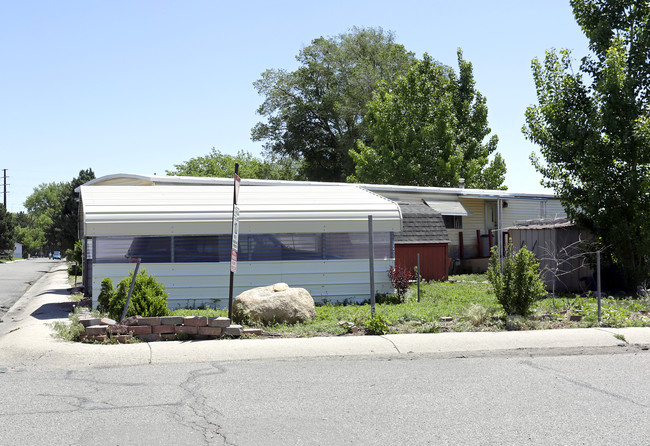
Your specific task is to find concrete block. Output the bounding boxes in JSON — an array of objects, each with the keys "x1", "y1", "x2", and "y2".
[
  {"x1": 175, "y1": 325, "x2": 198, "y2": 335},
  {"x1": 198, "y1": 326, "x2": 222, "y2": 337},
  {"x1": 208, "y1": 317, "x2": 231, "y2": 328},
  {"x1": 85, "y1": 325, "x2": 108, "y2": 336},
  {"x1": 183, "y1": 316, "x2": 208, "y2": 327},
  {"x1": 137, "y1": 334, "x2": 161, "y2": 342},
  {"x1": 115, "y1": 335, "x2": 132, "y2": 343},
  {"x1": 242, "y1": 328, "x2": 262, "y2": 336},
  {"x1": 108, "y1": 324, "x2": 129, "y2": 335},
  {"x1": 138, "y1": 317, "x2": 161, "y2": 326},
  {"x1": 223, "y1": 325, "x2": 243, "y2": 337},
  {"x1": 152, "y1": 324, "x2": 176, "y2": 334},
  {"x1": 160, "y1": 316, "x2": 184, "y2": 325},
  {"x1": 99, "y1": 317, "x2": 117, "y2": 325},
  {"x1": 122, "y1": 315, "x2": 142, "y2": 326},
  {"x1": 129, "y1": 325, "x2": 152, "y2": 335},
  {"x1": 79, "y1": 318, "x2": 101, "y2": 327}
]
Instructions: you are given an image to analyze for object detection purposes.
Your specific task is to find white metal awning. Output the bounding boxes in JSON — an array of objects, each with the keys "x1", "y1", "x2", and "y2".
[
  {"x1": 424, "y1": 200, "x2": 473, "y2": 217},
  {"x1": 80, "y1": 184, "x2": 402, "y2": 237}
]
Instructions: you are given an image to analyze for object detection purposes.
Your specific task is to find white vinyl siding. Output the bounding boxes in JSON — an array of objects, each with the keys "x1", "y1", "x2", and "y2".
[{"x1": 93, "y1": 259, "x2": 394, "y2": 309}]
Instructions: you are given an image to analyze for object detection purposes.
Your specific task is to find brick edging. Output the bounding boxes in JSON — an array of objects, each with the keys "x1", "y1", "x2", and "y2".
[{"x1": 79, "y1": 315, "x2": 246, "y2": 343}]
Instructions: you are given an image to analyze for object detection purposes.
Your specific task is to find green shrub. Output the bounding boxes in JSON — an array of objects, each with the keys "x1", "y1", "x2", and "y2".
[
  {"x1": 364, "y1": 312, "x2": 390, "y2": 335},
  {"x1": 99, "y1": 269, "x2": 170, "y2": 321},
  {"x1": 50, "y1": 307, "x2": 87, "y2": 342},
  {"x1": 487, "y1": 244, "x2": 546, "y2": 316},
  {"x1": 97, "y1": 277, "x2": 114, "y2": 314}
]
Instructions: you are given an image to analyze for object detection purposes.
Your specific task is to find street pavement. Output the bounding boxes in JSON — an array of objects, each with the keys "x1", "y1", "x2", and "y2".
[{"x1": 1, "y1": 263, "x2": 649, "y2": 369}]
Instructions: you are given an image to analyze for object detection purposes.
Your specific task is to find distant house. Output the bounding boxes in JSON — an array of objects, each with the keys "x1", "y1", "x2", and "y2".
[
  {"x1": 13, "y1": 242, "x2": 23, "y2": 259},
  {"x1": 362, "y1": 183, "x2": 566, "y2": 273}
]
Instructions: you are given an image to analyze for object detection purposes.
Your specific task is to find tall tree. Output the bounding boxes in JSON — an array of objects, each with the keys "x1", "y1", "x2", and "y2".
[
  {"x1": 523, "y1": 0, "x2": 650, "y2": 291},
  {"x1": 167, "y1": 148, "x2": 303, "y2": 180},
  {"x1": 54, "y1": 168, "x2": 95, "y2": 252},
  {"x1": 252, "y1": 27, "x2": 415, "y2": 182},
  {"x1": 24, "y1": 182, "x2": 67, "y2": 251},
  {"x1": 350, "y1": 51, "x2": 506, "y2": 188},
  {"x1": 0, "y1": 205, "x2": 14, "y2": 258}
]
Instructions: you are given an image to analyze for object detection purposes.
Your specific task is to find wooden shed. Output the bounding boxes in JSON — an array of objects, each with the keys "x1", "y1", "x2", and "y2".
[
  {"x1": 394, "y1": 201, "x2": 451, "y2": 281},
  {"x1": 508, "y1": 218, "x2": 593, "y2": 292}
]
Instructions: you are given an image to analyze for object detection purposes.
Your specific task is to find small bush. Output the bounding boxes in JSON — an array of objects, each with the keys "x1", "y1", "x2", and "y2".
[
  {"x1": 364, "y1": 312, "x2": 390, "y2": 335},
  {"x1": 99, "y1": 269, "x2": 170, "y2": 321},
  {"x1": 51, "y1": 307, "x2": 88, "y2": 342},
  {"x1": 97, "y1": 277, "x2": 114, "y2": 314},
  {"x1": 487, "y1": 244, "x2": 546, "y2": 316},
  {"x1": 388, "y1": 265, "x2": 414, "y2": 302}
]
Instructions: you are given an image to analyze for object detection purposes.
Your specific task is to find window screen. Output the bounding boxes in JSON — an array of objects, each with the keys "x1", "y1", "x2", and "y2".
[
  {"x1": 94, "y1": 232, "x2": 393, "y2": 263},
  {"x1": 174, "y1": 236, "x2": 230, "y2": 262}
]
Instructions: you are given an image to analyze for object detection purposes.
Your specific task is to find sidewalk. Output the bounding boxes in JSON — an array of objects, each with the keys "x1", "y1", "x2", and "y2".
[{"x1": 1, "y1": 264, "x2": 649, "y2": 369}]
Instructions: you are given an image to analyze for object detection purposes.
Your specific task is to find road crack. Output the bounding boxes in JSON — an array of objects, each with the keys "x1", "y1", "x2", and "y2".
[{"x1": 521, "y1": 359, "x2": 649, "y2": 408}]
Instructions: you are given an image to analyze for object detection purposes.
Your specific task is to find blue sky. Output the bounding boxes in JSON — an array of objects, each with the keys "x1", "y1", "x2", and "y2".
[{"x1": 1, "y1": 0, "x2": 590, "y2": 212}]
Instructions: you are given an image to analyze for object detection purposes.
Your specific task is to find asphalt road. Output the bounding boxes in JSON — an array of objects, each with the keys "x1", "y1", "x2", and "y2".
[
  {"x1": 0, "y1": 350, "x2": 648, "y2": 445},
  {"x1": 0, "y1": 258, "x2": 62, "y2": 320}
]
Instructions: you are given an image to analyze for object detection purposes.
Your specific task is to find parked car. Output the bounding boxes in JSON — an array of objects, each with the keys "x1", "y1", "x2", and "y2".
[{"x1": 53, "y1": 251, "x2": 61, "y2": 260}]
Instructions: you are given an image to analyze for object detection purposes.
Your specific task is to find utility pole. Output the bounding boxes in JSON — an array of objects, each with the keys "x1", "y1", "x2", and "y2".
[{"x1": 2, "y1": 169, "x2": 7, "y2": 208}]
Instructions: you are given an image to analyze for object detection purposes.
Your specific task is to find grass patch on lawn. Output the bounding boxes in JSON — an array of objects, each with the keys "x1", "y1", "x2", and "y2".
[
  {"x1": 169, "y1": 275, "x2": 505, "y2": 336},
  {"x1": 167, "y1": 275, "x2": 650, "y2": 337}
]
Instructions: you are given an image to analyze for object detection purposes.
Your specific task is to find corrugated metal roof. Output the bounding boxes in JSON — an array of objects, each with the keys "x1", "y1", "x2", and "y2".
[
  {"x1": 78, "y1": 173, "x2": 560, "y2": 200},
  {"x1": 80, "y1": 184, "x2": 402, "y2": 236}
]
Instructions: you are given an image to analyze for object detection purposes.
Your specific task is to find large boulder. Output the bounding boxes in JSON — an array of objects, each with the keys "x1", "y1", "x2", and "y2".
[{"x1": 233, "y1": 283, "x2": 316, "y2": 325}]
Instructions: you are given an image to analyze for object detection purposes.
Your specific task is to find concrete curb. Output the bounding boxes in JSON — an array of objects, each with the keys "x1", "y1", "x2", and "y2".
[{"x1": 1, "y1": 266, "x2": 649, "y2": 369}]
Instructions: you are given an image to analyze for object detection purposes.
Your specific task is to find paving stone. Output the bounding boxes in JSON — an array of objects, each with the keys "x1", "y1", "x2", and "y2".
[
  {"x1": 242, "y1": 328, "x2": 262, "y2": 336},
  {"x1": 208, "y1": 317, "x2": 231, "y2": 328},
  {"x1": 99, "y1": 317, "x2": 117, "y2": 325}
]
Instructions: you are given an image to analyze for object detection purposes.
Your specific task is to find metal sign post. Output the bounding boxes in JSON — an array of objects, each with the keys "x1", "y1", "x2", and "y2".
[
  {"x1": 368, "y1": 215, "x2": 375, "y2": 316},
  {"x1": 228, "y1": 164, "x2": 240, "y2": 320}
]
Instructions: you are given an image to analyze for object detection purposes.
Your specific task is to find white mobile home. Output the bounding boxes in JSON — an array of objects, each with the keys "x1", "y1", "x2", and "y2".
[{"x1": 79, "y1": 181, "x2": 402, "y2": 309}]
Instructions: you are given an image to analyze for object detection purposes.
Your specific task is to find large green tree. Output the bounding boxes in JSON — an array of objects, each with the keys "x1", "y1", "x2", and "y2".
[
  {"x1": 252, "y1": 27, "x2": 415, "y2": 182},
  {"x1": 350, "y1": 51, "x2": 506, "y2": 188},
  {"x1": 523, "y1": 0, "x2": 650, "y2": 291},
  {"x1": 167, "y1": 148, "x2": 303, "y2": 180},
  {"x1": 24, "y1": 182, "x2": 67, "y2": 251},
  {"x1": 0, "y1": 205, "x2": 14, "y2": 258},
  {"x1": 53, "y1": 168, "x2": 95, "y2": 252}
]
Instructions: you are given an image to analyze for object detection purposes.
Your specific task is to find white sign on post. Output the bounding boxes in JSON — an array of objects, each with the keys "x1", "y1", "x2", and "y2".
[{"x1": 230, "y1": 205, "x2": 240, "y2": 273}]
